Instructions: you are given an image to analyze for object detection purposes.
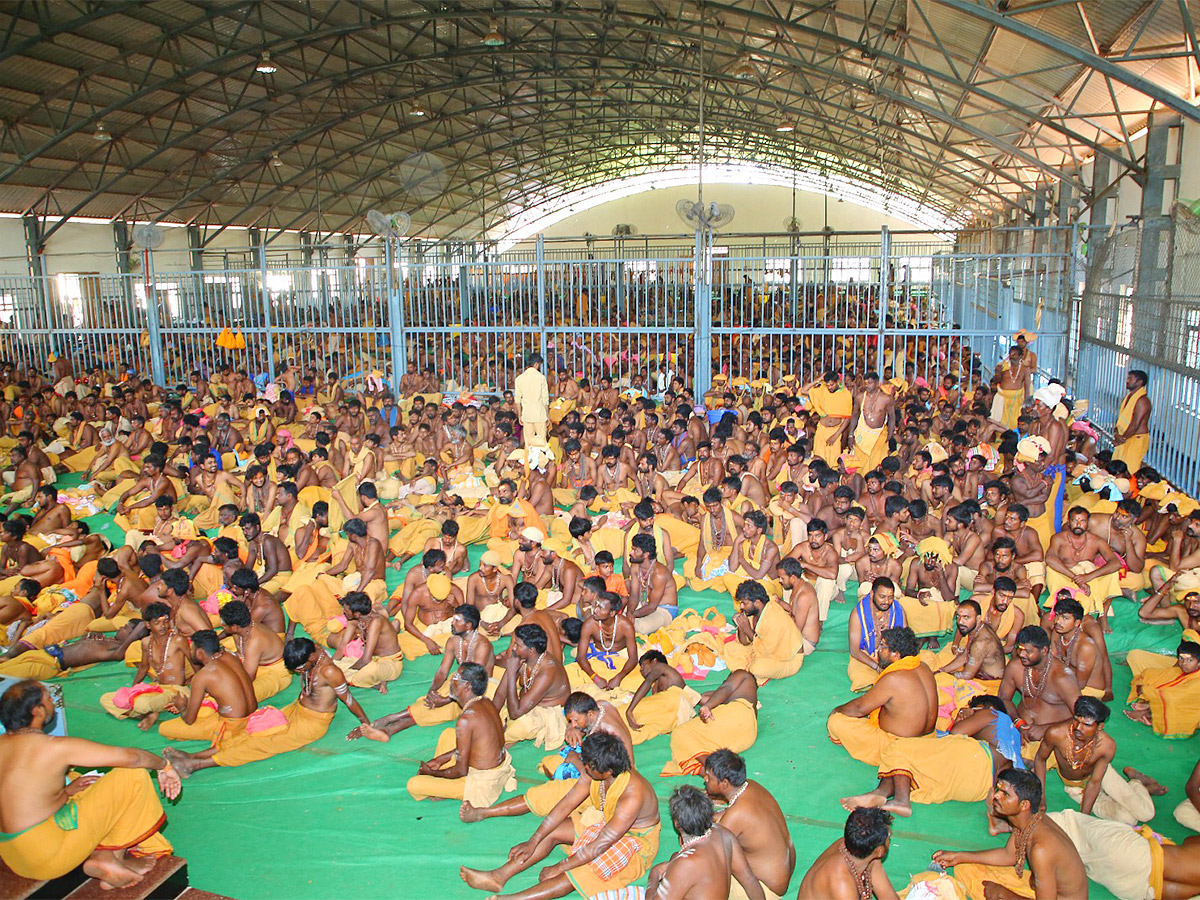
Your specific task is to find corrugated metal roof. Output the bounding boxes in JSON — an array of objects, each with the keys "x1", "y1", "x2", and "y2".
[{"x1": 0, "y1": 0, "x2": 1193, "y2": 238}]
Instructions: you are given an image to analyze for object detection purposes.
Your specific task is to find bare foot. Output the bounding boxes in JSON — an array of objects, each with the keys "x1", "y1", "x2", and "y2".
[
  {"x1": 83, "y1": 853, "x2": 145, "y2": 891},
  {"x1": 346, "y1": 726, "x2": 364, "y2": 741},
  {"x1": 122, "y1": 854, "x2": 158, "y2": 876},
  {"x1": 163, "y1": 751, "x2": 201, "y2": 779},
  {"x1": 1124, "y1": 766, "x2": 1169, "y2": 795},
  {"x1": 137, "y1": 711, "x2": 159, "y2": 732},
  {"x1": 883, "y1": 799, "x2": 912, "y2": 817},
  {"x1": 840, "y1": 792, "x2": 887, "y2": 812},
  {"x1": 460, "y1": 800, "x2": 486, "y2": 823},
  {"x1": 360, "y1": 723, "x2": 391, "y2": 743},
  {"x1": 1124, "y1": 708, "x2": 1152, "y2": 725},
  {"x1": 377, "y1": 683, "x2": 388, "y2": 695},
  {"x1": 461, "y1": 867, "x2": 504, "y2": 892}
]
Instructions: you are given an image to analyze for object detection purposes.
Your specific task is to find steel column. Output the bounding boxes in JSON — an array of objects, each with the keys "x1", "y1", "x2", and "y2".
[
  {"x1": 386, "y1": 238, "x2": 404, "y2": 393},
  {"x1": 877, "y1": 226, "x2": 891, "y2": 374},
  {"x1": 253, "y1": 229, "x2": 277, "y2": 381},
  {"x1": 1137, "y1": 112, "x2": 1180, "y2": 359},
  {"x1": 187, "y1": 225, "x2": 203, "y2": 271},
  {"x1": 21, "y1": 214, "x2": 55, "y2": 351}
]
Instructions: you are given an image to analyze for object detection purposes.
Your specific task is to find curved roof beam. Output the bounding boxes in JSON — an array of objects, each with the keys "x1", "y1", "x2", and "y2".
[{"x1": 30, "y1": 42, "x2": 1085, "y2": 241}]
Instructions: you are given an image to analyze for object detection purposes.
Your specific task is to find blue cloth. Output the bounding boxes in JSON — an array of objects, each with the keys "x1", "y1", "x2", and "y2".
[
  {"x1": 993, "y1": 710, "x2": 1026, "y2": 769},
  {"x1": 854, "y1": 595, "x2": 905, "y2": 656}
]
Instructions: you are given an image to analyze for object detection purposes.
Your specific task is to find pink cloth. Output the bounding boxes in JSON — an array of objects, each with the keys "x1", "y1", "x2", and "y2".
[
  {"x1": 245, "y1": 706, "x2": 288, "y2": 734},
  {"x1": 111, "y1": 683, "x2": 163, "y2": 709}
]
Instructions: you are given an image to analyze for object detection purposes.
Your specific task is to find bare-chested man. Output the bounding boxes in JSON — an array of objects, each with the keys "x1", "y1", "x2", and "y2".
[
  {"x1": 997, "y1": 625, "x2": 1080, "y2": 742},
  {"x1": 625, "y1": 533, "x2": 677, "y2": 634},
  {"x1": 461, "y1": 732, "x2": 660, "y2": 900},
  {"x1": 936, "y1": 599, "x2": 1007, "y2": 682},
  {"x1": 647, "y1": 786, "x2": 765, "y2": 900},
  {"x1": 933, "y1": 770, "x2": 1088, "y2": 900},
  {"x1": 348, "y1": 604, "x2": 495, "y2": 741},
  {"x1": 701, "y1": 749, "x2": 795, "y2": 898},
  {"x1": 797, "y1": 807, "x2": 898, "y2": 900},
  {"x1": 778, "y1": 557, "x2": 821, "y2": 652},
  {"x1": 1041, "y1": 595, "x2": 1111, "y2": 700},
  {"x1": 828, "y1": 626, "x2": 937, "y2": 766},
  {"x1": 576, "y1": 591, "x2": 640, "y2": 690}
]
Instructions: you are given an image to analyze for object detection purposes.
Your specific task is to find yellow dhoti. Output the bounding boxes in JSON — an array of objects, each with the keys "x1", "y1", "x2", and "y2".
[
  {"x1": 405, "y1": 727, "x2": 518, "y2": 806},
  {"x1": 827, "y1": 711, "x2": 898, "y2": 767},
  {"x1": 335, "y1": 651, "x2": 404, "y2": 688},
  {"x1": 1045, "y1": 561, "x2": 1122, "y2": 617},
  {"x1": 503, "y1": 703, "x2": 567, "y2": 750},
  {"x1": 877, "y1": 734, "x2": 993, "y2": 804},
  {"x1": 211, "y1": 700, "x2": 333, "y2": 767},
  {"x1": 953, "y1": 863, "x2": 1031, "y2": 900},
  {"x1": 0, "y1": 768, "x2": 171, "y2": 880},
  {"x1": 20, "y1": 603, "x2": 95, "y2": 648},
  {"x1": 662, "y1": 697, "x2": 757, "y2": 776},
  {"x1": 991, "y1": 386, "x2": 1025, "y2": 429},
  {"x1": 618, "y1": 685, "x2": 700, "y2": 745},
  {"x1": 398, "y1": 618, "x2": 454, "y2": 661},
  {"x1": 1113, "y1": 433, "x2": 1149, "y2": 474},
  {"x1": 898, "y1": 590, "x2": 957, "y2": 637},
  {"x1": 98, "y1": 683, "x2": 188, "y2": 719},
  {"x1": 251, "y1": 658, "x2": 293, "y2": 701}
]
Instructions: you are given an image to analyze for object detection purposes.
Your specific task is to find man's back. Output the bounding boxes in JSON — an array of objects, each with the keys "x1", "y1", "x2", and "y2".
[{"x1": 877, "y1": 661, "x2": 938, "y2": 736}]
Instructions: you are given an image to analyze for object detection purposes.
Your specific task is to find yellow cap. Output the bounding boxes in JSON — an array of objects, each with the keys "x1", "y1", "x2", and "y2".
[{"x1": 427, "y1": 573, "x2": 452, "y2": 600}]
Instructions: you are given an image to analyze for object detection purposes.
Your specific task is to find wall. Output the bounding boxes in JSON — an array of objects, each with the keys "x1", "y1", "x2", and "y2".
[{"x1": 537, "y1": 182, "x2": 938, "y2": 241}]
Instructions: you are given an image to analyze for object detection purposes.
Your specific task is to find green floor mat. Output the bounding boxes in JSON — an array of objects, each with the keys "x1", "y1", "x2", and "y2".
[{"x1": 28, "y1": 490, "x2": 1199, "y2": 899}]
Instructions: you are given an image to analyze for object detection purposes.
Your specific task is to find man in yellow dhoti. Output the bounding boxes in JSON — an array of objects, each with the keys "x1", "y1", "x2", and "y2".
[
  {"x1": 990, "y1": 345, "x2": 1031, "y2": 429},
  {"x1": 404, "y1": 663, "x2": 517, "y2": 806},
  {"x1": 1045, "y1": 506, "x2": 1123, "y2": 618},
  {"x1": 662, "y1": 669, "x2": 759, "y2": 777},
  {"x1": 722, "y1": 581, "x2": 804, "y2": 683},
  {"x1": 686, "y1": 487, "x2": 742, "y2": 591},
  {"x1": 1127, "y1": 639, "x2": 1200, "y2": 739},
  {"x1": 1111, "y1": 369, "x2": 1151, "y2": 474},
  {"x1": 933, "y1": 769, "x2": 1089, "y2": 900},
  {"x1": 166, "y1": 638, "x2": 375, "y2": 776},
  {"x1": 0, "y1": 680, "x2": 180, "y2": 890},
  {"x1": 845, "y1": 372, "x2": 891, "y2": 474},
  {"x1": 720, "y1": 510, "x2": 782, "y2": 601},
  {"x1": 98, "y1": 602, "x2": 189, "y2": 729},
  {"x1": 803, "y1": 370, "x2": 853, "y2": 466},
  {"x1": 829, "y1": 626, "x2": 937, "y2": 767}
]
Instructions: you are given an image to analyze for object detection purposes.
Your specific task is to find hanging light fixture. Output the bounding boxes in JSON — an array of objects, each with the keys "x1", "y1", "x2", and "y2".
[
  {"x1": 482, "y1": 18, "x2": 505, "y2": 46},
  {"x1": 732, "y1": 54, "x2": 759, "y2": 79},
  {"x1": 256, "y1": 51, "x2": 277, "y2": 74},
  {"x1": 409, "y1": 102, "x2": 427, "y2": 117},
  {"x1": 270, "y1": 150, "x2": 283, "y2": 167},
  {"x1": 93, "y1": 122, "x2": 112, "y2": 142},
  {"x1": 775, "y1": 115, "x2": 795, "y2": 132}
]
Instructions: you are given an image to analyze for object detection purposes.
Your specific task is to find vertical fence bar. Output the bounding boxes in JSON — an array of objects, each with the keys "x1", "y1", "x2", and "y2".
[
  {"x1": 536, "y1": 234, "x2": 548, "y2": 363},
  {"x1": 386, "y1": 240, "x2": 405, "y2": 392},
  {"x1": 143, "y1": 248, "x2": 166, "y2": 386}
]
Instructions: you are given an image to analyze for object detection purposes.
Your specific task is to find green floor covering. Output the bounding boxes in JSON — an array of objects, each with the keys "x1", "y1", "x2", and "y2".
[{"x1": 40, "y1": 481, "x2": 1199, "y2": 899}]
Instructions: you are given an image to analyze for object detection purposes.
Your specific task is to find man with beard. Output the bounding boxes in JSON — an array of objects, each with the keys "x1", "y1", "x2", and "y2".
[
  {"x1": 997, "y1": 625, "x2": 1080, "y2": 742},
  {"x1": 1045, "y1": 506, "x2": 1122, "y2": 623},
  {"x1": 1033, "y1": 696, "x2": 1154, "y2": 824}
]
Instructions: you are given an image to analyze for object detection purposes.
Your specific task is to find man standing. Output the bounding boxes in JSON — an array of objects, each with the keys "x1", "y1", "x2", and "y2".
[
  {"x1": 1112, "y1": 368, "x2": 1151, "y2": 474},
  {"x1": 514, "y1": 351, "x2": 550, "y2": 449}
]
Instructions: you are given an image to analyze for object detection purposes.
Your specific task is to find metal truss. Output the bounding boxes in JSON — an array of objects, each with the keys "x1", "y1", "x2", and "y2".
[{"x1": 1, "y1": 0, "x2": 1197, "y2": 241}]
